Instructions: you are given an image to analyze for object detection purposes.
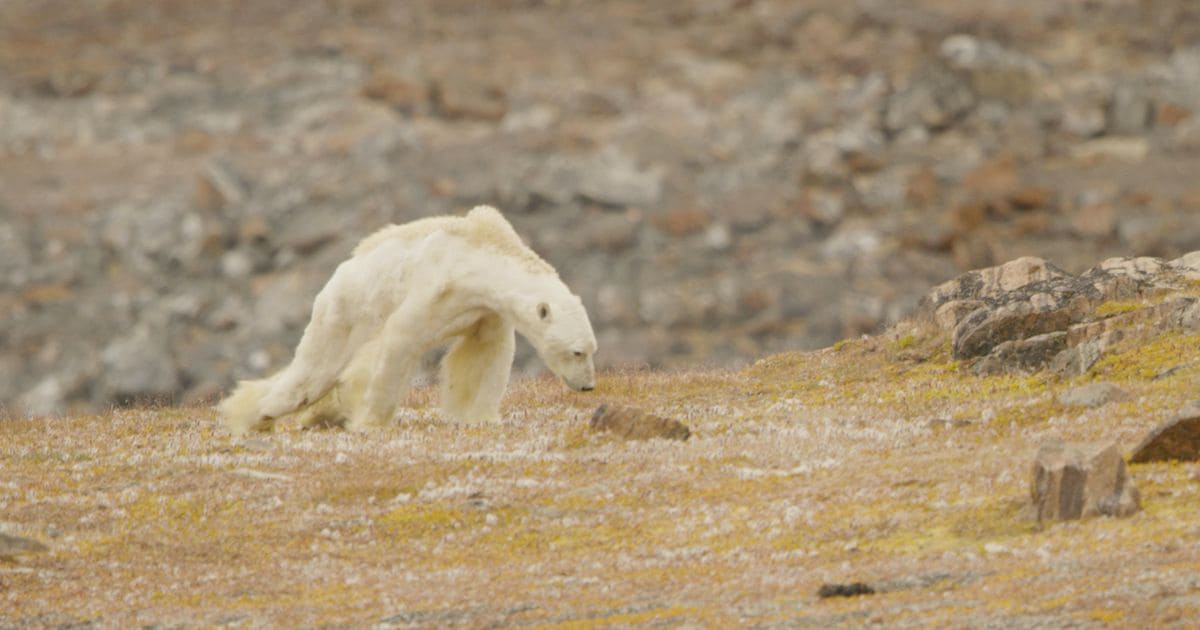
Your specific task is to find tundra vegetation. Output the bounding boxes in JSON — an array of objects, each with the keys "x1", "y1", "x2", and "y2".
[{"x1": 3, "y1": 310, "x2": 1199, "y2": 627}]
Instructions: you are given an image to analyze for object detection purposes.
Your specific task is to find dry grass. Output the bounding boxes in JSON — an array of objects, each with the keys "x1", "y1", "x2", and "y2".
[{"x1": 3, "y1": 329, "x2": 1200, "y2": 627}]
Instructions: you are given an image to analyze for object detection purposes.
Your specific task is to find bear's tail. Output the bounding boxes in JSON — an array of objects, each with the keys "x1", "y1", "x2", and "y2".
[{"x1": 218, "y1": 377, "x2": 277, "y2": 435}]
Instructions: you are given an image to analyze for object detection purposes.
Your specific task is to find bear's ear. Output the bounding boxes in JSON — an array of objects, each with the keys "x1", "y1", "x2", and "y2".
[{"x1": 537, "y1": 302, "x2": 551, "y2": 322}]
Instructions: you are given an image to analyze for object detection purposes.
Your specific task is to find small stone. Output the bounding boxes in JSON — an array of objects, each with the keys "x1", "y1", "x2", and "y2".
[
  {"x1": 818, "y1": 582, "x2": 875, "y2": 598},
  {"x1": 1129, "y1": 412, "x2": 1200, "y2": 463},
  {"x1": 1070, "y1": 204, "x2": 1117, "y2": 238},
  {"x1": 430, "y1": 75, "x2": 507, "y2": 122},
  {"x1": 1070, "y1": 137, "x2": 1150, "y2": 163},
  {"x1": 590, "y1": 404, "x2": 690, "y2": 441},
  {"x1": 1155, "y1": 102, "x2": 1192, "y2": 128},
  {"x1": 360, "y1": 70, "x2": 427, "y2": 114},
  {"x1": 1109, "y1": 84, "x2": 1151, "y2": 134},
  {"x1": 0, "y1": 533, "x2": 48, "y2": 558},
  {"x1": 654, "y1": 208, "x2": 710, "y2": 237},
  {"x1": 1008, "y1": 186, "x2": 1050, "y2": 210},
  {"x1": 1031, "y1": 440, "x2": 1140, "y2": 523},
  {"x1": 1057, "y1": 382, "x2": 1131, "y2": 408}
]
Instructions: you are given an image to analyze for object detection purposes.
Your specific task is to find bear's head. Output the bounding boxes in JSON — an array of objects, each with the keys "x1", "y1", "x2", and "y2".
[{"x1": 525, "y1": 293, "x2": 597, "y2": 392}]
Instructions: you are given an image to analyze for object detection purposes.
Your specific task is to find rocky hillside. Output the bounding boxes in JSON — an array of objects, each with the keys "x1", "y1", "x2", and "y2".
[
  {"x1": 3, "y1": 0, "x2": 1200, "y2": 415},
  {"x1": 3, "y1": 251, "x2": 1199, "y2": 627}
]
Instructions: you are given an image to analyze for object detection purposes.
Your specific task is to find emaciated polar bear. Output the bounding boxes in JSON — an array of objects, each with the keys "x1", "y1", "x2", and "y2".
[{"x1": 219, "y1": 205, "x2": 597, "y2": 434}]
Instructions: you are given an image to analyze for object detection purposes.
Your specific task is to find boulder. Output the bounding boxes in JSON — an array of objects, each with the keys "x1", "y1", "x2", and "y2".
[
  {"x1": 590, "y1": 404, "x2": 690, "y2": 441},
  {"x1": 1129, "y1": 411, "x2": 1200, "y2": 463},
  {"x1": 971, "y1": 331, "x2": 1066, "y2": 375},
  {"x1": 1031, "y1": 441, "x2": 1140, "y2": 523},
  {"x1": 100, "y1": 322, "x2": 181, "y2": 405}
]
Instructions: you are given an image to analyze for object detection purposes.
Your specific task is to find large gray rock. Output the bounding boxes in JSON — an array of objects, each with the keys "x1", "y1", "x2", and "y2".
[
  {"x1": 1031, "y1": 441, "x2": 1140, "y2": 524},
  {"x1": 100, "y1": 322, "x2": 181, "y2": 404}
]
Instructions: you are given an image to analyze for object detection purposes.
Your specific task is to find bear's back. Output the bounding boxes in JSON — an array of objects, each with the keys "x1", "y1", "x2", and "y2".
[{"x1": 352, "y1": 206, "x2": 557, "y2": 277}]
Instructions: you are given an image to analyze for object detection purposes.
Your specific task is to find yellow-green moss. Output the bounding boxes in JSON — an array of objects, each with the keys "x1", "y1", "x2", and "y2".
[
  {"x1": 1089, "y1": 331, "x2": 1200, "y2": 381},
  {"x1": 1093, "y1": 300, "x2": 1145, "y2": 318}
]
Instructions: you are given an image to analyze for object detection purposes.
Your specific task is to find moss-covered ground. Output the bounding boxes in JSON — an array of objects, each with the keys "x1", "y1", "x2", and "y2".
[{"x1": 2, "y1": 323, "x2": 1199, "y2": 627}]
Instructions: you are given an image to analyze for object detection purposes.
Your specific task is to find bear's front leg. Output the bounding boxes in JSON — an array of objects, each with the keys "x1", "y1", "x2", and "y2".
[{"x1": 441, "y1": 314, "x2": 515, "y2": 423}]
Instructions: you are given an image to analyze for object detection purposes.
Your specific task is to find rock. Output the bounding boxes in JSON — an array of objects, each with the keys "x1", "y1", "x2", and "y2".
[
  {"x1": 1109, "y1": 83, "x2": 1151, "y2": 134},
  {"x1": 575, "y1": 149, "x2": 664, "y2": 209},
  {"x1": 1050, "y1": 330, "x2": 1124, "y2": 377},
  {"x1": 971, "y1": 331, "x2": 1067, "y2": 375},
  {"x1": 817, "y1": 582, "x2": 875, "y2": 598},
  {"x1": 1069, "y1": 137, "x2": 1150, "y2": 163},
  {"x1": 100, "y1": 321, "x2": 181, "y2": 404},
  {"x1": 934, "y1": 299, "x2": 987, "y2": 331},
  {"x1": 1057, "y1": 382, "x2": 1131, "y2": 408},
  {"x1": 1031, "y1": 441, "x2": 1140, "y2": 524},
  {"x1": 939, "y1": 34, "x2": 1042, "y2": 104},
  {"x1": 922, "y1": 256, "x2": 1072, "y2": 313},
  {"x1": 590, "y1": 404, "x2": 690, "y2": 441},
  {"x1": 1129, "y1": 412, "x2": 1200, "y2": 463},
  {"x1": 0, "y1": 532, "x2": 48, "y2": 559},
  {"x1": 0, "y1": 220, "x2": 34, "y2": 287},
  {"x1": 17, "y1": 376, "x2": 66, "y2": 417},
  {"x1": 360, "y1": 69, "x2": 427, "y2": 114},
  {"x1": 430, "y1": 75, "x2": 506, "y2": 121},
  {"x1": 883, "y1": 64, "x2": 975, "y2": 133},
  {"x1": 953, "y1": 300, "x2": 1078, "y2": 359},
  {"x1": 653, "y1": 208, "x2": 710, "y2": 237},
  {"x1": 193, "y1": 159, "x2": 248, "y2": 212},
  {"x1": 1069, "y1": 204, "x2": 1117, "y2": 238}
]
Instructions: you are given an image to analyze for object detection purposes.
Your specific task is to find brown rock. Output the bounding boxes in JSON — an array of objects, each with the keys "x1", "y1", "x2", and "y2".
[
  {"x1": 906, "y1": 167, "x2": 939, "y2": 208},
  {"x1": 430, "y1": 75, "x2": 507, "y2": 122},
  {"x1": 361, "y1": 70, "x2": 427, "y2": 114},
  {"x1": 1155, "y1": 102, "x2": 1192, "y2": 128},
  {"x1": 963, "y1": 153, "x2": 1019, "y2": 202},
  {"x1": 1070, "y1": 204, "x2": 1117, "y2": 238},
  {"x1": 1008, "y1": 186, "x2": 1051, "y2": 210},
  {"x1": 654, "y1": 208, "x2": 710, "y2": 237},
  {"x1": 590, "y1": 404, "x2": 690, "y2": 441},
  {"x1": 1129, "y1": 412, "x2": 1200, "y2": 463},
  {"x1": 1031, "y1": 441, "x2": 1140, "y2": 524}
]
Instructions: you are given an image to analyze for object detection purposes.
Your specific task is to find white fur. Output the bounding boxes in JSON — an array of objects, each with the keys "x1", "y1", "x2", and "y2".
[{"x1": 219, "y1": 206, "x2": 598, "y2": 435}]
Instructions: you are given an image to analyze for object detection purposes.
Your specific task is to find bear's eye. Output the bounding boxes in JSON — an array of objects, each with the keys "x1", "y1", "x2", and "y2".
[{"x1": 572, "y1": 350, "x2": 584, "y2": 358}]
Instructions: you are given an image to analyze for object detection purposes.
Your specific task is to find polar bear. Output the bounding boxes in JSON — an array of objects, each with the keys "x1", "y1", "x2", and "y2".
[{"x1": 219, "y1": 205, "x2": 597, "y2": 435}]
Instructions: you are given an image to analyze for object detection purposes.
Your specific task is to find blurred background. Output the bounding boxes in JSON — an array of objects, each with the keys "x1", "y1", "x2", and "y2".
[{"x1": 2, "y1": 0, "x2": 1199, "y2": 416}]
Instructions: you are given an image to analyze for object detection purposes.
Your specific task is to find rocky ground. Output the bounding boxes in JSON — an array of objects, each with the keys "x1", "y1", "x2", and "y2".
[
  {"x1": 3, "y1": 251, "x2": 1200, "y2": 627},
  {"x1": 3, "y1": 0, "x2": 1200, "y2": 415}
]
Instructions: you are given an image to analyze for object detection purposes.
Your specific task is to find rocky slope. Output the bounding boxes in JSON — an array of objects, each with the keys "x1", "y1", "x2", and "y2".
[
  {"x1": 3, "y1": 251, "x2": 1200, "y2": 627},
  {"x1": 3, "y1": 0, "x2": 1200, "y2": 414}
]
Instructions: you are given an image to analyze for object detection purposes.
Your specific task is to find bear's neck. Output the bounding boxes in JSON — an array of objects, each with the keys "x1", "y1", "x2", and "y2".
[{"x1": 453, "y1": 251, "x2": 565, "y2": 333}]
